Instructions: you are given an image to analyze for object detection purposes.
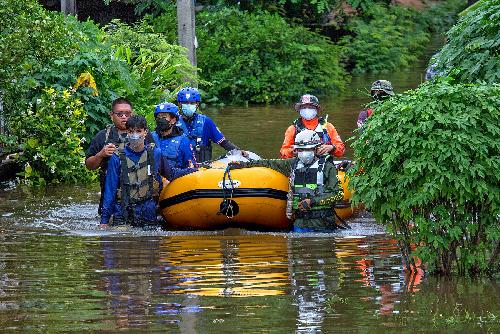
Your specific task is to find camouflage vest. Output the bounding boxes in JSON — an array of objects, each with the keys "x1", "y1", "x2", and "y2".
[
  {"x1": 292, "y1": 156, "x2": 331, "y2": 211},
  {"x1": 116, "y1": 145, "x2": 160, "y2": 223}
]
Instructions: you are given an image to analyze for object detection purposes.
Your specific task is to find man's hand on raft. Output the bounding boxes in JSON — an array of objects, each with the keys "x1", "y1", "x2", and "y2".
[
  {"x1": 298, "y1": 199, "x2": 311, "y2": 211},
  {"x1": 316, "y1": 144, "x2": 335, "y2": 155}
]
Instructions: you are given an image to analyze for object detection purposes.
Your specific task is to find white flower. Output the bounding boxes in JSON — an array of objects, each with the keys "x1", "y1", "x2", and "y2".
[
  {"x1": 36, "y1": 99, "x2": 41, "y2": 105},
  {"x1": 63, "y1": 127, "x2": 72, "y2": 135},
  {"x1": 50, "y1": 167, "x2": 55, "y2": 174}
]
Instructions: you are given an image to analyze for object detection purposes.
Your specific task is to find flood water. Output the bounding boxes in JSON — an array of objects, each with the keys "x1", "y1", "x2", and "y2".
[{"x1": 0, "y1": 35, "x2": 498, "y2": 332}]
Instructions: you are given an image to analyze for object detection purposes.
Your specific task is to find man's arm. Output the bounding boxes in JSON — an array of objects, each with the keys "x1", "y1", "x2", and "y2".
[
  {"x1": 159, "y1": 155, "x2": 197, "y2": 181},
  {"x1": 326, "y1": 123, "x2": 345, "y2": 157},
  {"x1": 85, "y1": 131, "x2": 115, "y2": 170},
  {"x1": 280, "y1": 125, "x2": 296, "y2": 158}
]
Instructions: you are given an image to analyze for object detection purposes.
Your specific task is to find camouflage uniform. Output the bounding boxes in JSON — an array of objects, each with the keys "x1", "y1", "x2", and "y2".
[{"x1": 237, "y1": 156, "x2": 344, "y2": 232}]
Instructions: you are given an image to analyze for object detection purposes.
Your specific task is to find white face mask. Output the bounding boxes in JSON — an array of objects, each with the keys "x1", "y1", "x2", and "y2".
[
  {"x1": 297, "y1": 150, "x2": 316, "y2": 165},
  {"x1": 299, "y1": 108, "x2": 317, "y2": 120},
  {"x1": 127, "y1": 132, "x2": 143, "y2": 150}
]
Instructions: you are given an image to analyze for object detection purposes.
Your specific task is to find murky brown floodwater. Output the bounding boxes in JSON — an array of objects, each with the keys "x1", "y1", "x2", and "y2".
[{"x1": 0, "y1": 35, "x2": 498, "y2": 332}]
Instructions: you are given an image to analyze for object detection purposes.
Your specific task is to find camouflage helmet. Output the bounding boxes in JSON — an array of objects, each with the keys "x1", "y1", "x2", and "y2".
[
  {"x1": 294, "y1": 94, "x2": 322, "y2": 112},
  {"x1": 370, "y1": 80, "x2": 394, "y2": 96}
]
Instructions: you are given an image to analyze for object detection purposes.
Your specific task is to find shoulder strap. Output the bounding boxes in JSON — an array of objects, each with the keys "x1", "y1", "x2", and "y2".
[{"x1": 105, "y1": 124, "x2": 114, "y2": 143}]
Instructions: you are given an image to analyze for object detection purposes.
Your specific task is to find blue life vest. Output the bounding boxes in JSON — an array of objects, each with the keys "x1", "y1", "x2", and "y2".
[
  {"x1": 179, "y1": 113, "x2": 207, "y2": 148},
  {"x1": 152, "y1": 131, "x2": 183, "y2": 167}
]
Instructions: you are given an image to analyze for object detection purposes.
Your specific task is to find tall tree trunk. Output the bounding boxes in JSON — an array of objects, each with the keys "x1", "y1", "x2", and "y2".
[
  {"x1": 60, "y1": 0, "x2": 77, "y2": 15},
  {"x1": 177, "y1": 0, "x2": 197, "y2": 76}
]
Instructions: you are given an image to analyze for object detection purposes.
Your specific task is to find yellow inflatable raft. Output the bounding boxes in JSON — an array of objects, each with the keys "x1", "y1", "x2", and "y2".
[{"x1": 159, "y1": 154, "x2": 354, "y2": 230}]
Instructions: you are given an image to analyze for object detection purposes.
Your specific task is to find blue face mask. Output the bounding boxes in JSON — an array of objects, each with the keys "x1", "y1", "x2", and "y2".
[{"x1": 181, "y1": 104, "x2": 197, "y2": 117}]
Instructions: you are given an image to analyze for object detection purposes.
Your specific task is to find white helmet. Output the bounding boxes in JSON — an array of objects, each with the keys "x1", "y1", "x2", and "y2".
[{"x1": 293, "y1": 129, "x2": 321, "y2": 149}]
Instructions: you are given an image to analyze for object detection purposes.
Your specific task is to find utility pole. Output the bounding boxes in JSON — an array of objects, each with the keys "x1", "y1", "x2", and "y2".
[
  {"x1": 177, "y1": 0, "x2": 197, "y2": 71},
  {"x1": 60, "y1": 0, "x2": 77, "y2": 16}
]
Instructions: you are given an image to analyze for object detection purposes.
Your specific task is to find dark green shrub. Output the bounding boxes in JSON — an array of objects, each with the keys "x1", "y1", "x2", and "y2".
[
  {"x1": 341, "y1": 4, "x2": 429, "y2": 74},
  {"x1": 433, "y1": 0, "x2": 500, "y2": 84},
  {"x1": 193, "y1": 8, "x2": 348, "y2": 104},
  {"x1": 349, "y1": 80, "x2": 499, "y2": 276}
]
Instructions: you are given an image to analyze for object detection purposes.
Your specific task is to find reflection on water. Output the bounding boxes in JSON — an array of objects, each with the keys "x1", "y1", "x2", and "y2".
[
  {"x1": 1, "y1": 35, "x2": 497, "y2": 332},
  {"x1": 0, "y1": 232, "x2": 497, "y2": 332}
]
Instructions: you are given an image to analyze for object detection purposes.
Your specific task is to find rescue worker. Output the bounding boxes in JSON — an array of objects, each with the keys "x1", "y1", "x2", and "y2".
[
  {"x1": 99, "y1": 116, "x2": 196, "y2": 228},
  {"x1": 85, "y1": 97, "x2": 153, "y2": 215},
  {"x1": 151, "y1": 102, "x2": 196, "y2": 169},
  {"x1": 230, "y1": 130, "x2": 344, "y2": 232},
  {"x1": 176, "y1": 87, "x2": 247, "y2": 162},
  {"x1": 356, "y1": 80, "x2": 394, "y2": 129},
  {"x1": 281, "y1": 94, "x2": 344, "y2": 159}
]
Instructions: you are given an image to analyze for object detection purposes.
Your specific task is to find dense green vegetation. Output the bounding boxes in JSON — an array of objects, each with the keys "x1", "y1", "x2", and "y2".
[
  {"x1": 349, "y1": 81, "x2": 499, "y2": 276},
  {"x1": 349, "y1": 0, "x2": 499, "y2": 277},
  {"x1": 433, "y1": 0, "x2": 500, "y2": 84},
  {"x1": 340, "y1": 4, "x2": 429, "y2": 74},
  {"x1": 194, "y1": 8, "x2": 347, "y2": 104},
  {"x1": 0, "y1": 0, "x2": 195, "y2": 184},
  {"x1": 0, "y1": 0, "x2": 472, "y2": 185}
]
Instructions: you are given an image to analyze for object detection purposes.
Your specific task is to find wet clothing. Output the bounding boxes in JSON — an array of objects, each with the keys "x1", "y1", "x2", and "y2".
[
  {"x1": 151, "y1": 126, "x2": 196, "y2": 168},
  {"x1": 100, "y1": 145, "x2": 196, "y2": 226},
  {"x1": 356, "y1": 108, "x2": 374, "y2": 129},
  {"x1": 236, "y1": 156, "x2": 344, "y2": 232},
  {"x1": 280, "y1": 118, "x2": 345, "y2": 159},
  {"x1": 178, "y1": 113, "x2": 239, "y2": 162},
  {"x1": 86, "y1": 125, "x2": 154, "y2": 214}
]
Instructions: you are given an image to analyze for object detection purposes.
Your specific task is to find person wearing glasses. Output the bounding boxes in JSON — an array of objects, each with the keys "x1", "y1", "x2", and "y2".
[{"x1": 85, "y1": 97, "x2": 153, "y2": 215}]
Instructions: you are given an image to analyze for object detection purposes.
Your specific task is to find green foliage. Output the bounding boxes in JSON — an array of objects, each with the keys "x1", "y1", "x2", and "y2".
[
  {"x1": 104, "y1": 19, "x2": 198, "y2": 116},
  {"x1": 0, "y1": 0, "x2": 197, "y2": 184},
  {"x1": 341, "y1": 4, "x2": 429, "y2": 74},
  {"x1": 433, "y1": 0, "x2": 500, "y2": 84},
  {"x1": 349, "y1": 80, "x2": 500, "y2": 276},
  {"x1": 191, "y1": 8, "x2": 347, "y2": 104},
  {"x1": 10, "y1": 88, "x2": 94, "y2": 185},
  {"x1": 418, "y1": 0, "x2": 467, "y2": 33},
  {"x1": 0, "y1": 0, "x2": 83, "y2": 125}
]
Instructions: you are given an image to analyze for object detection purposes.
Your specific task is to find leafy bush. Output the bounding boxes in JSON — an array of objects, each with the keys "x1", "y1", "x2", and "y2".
[
  {"x1": 418, "y1": 0, "x2": 467, "y2": 33},
  {"x1": 10, "y1": 88, "x2": 94, "y2": 185},
  {"x1": 0, "y1": 0, "x2": 83, "y2": 125},
  {"x1": 433, "y1": 0, "x2": 500, "y2": 84},
  {"x1": 193, "y1": 8, "x2": 348, "y2": 104},
  {"x1": 104, "y1": 19, "x2": 198, "y2": 116},
  {"x1": 341, "y1": 4, "x2": 429, "y2": 74},
  {"x1": 349, "y1": 80, "x2": 499, "y2": 276}
]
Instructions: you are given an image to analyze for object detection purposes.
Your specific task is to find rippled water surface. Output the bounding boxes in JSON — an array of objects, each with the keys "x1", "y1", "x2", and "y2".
[{"x1": 0, "y1": 35, "x2": 498, "y2": 332}]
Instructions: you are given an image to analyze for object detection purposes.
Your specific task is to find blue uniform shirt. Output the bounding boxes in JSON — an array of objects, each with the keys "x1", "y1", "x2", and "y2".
[
  {"x1": 151, "y1": 128, "x2": 196, "y2": 168},
  {"x1": 178, "y1": 113, "x2": 225, "y2": 148}
]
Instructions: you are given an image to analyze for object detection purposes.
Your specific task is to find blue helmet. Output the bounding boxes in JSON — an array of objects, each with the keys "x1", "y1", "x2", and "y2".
[
  {"x1": 154, "y1": 102, "x2": 180, "y2": 119},
  {"x1": 177, "y1": 87, "x2": 201, "y2": 103}
]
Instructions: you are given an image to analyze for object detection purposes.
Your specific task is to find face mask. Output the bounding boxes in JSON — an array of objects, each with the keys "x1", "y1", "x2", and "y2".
[
  {"x1": 297, "y1": 150, "x2": 316, "y2": 165},
  {"x1": 299, "y1": 108, "x2": 317, "y2": 120},
  {"x1": 371, "y1": 91, "x2": 388, "y2": 100},
  {"x1": 181, "y1": 104, "x2": 197, "y2": 118},
  {"x1": 156, "y1": 118, "x2": 172, "y2": 133},
  {"x1": 127, "y1": 132, "x2": 143, "y2": 150}
]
